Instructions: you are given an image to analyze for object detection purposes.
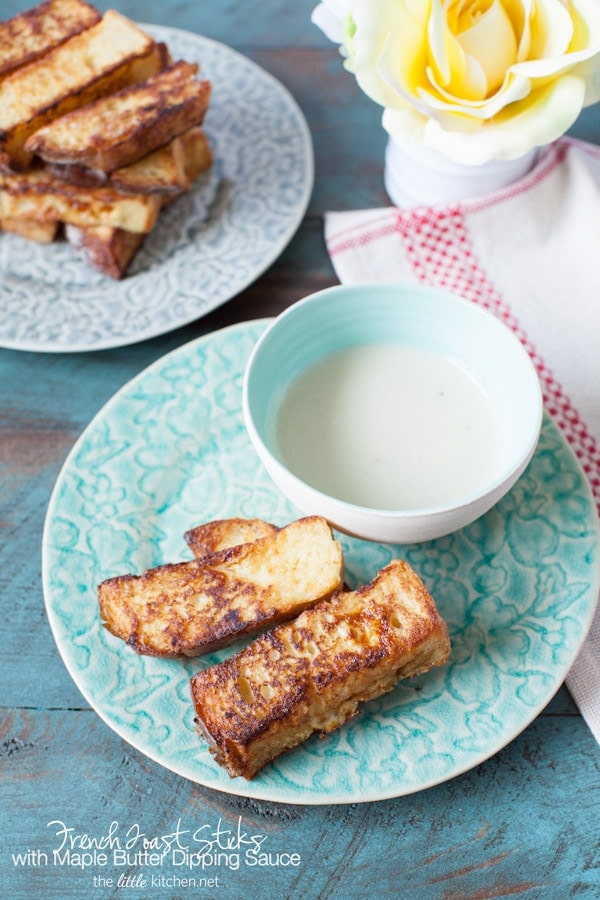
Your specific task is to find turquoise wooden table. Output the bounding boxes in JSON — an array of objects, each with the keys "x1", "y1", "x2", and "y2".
[{"x1": 2, "y1": 2, "x2": 599, "y2": 897}]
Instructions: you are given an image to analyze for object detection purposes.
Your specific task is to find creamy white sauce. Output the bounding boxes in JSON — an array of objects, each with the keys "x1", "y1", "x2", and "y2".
[{"x1": 275, "y1": 344, "x2": 506, "y2": 510}]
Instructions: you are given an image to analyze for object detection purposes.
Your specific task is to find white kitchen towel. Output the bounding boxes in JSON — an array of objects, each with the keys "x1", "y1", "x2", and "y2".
[{"x1": 323, "y1": 136, "x2": 600, "y2": 743}]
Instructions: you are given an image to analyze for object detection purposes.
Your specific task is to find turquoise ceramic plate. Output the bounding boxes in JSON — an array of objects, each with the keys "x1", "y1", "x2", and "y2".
[{"x1": 42, "y1": 321, "x2": 600, "y2": 804}]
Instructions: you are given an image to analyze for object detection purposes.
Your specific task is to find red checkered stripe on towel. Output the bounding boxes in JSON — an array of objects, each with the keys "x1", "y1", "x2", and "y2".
[{"x1": 394, "y1": 204, "x2": 600, "y2": 510}]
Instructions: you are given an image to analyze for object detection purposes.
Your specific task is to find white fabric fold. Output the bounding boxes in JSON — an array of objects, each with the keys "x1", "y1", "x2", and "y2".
[{"x1": 323, "y1": 137, "x2": 600, "y2": 743}]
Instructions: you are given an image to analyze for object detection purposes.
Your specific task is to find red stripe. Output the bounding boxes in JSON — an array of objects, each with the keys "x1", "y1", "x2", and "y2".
[
  {"x1": 327, "y1": 211, "x2": 399, "y2": 257},
  {"x1": 327, "y1": 137, "x2": 600, "y2": 256}
]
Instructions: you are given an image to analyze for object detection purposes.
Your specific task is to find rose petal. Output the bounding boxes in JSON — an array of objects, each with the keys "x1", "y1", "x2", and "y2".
[
  {"x1": 384, "y1": 74, "x2": 587, "y2": 163},
  {"x1": 577, "y1": 56, "x2": 600, "y2": 104},
  {"x1": 512, "y1": 43, "x2": 600, "y2": 78},
  {"x1": 416, "y1": 71, "x2": 532, "y2": 121},
  {"x1": 529, "y1": 0, "x2": 573, "y2": 59},
  {"x1": 425, "y1": 56, "x2": 489, "y2": 104},
  {"x1": 382, "y1": 102, "x2": 433, "y2": 145},
  {"x1": 311, "y1": 7, "x2": 343, "y2": 45},
  {"x1": 427, "y1": 0, "x2": 489, "y2": 100},
  {"x1": 511, "y1": 0, "x2": 533, "y2": 63},
  {"x1": 455, "y1": 0, "x2": 518, "y2": 95},
  {"x1": 311, "y1": 0, "x2": 353, "y2": 44},
  {"x1": 351, "y1": 0, "x2": 429, "y2": 108},
  {"x1": 376, "y1": 29, "x2": 434, "y2": 115},
  {"x1": 571, "y1": 0, "x2": 600, "y2": 49}
]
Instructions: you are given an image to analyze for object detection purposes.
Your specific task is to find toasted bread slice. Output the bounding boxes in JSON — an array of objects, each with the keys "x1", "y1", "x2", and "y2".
[
  {"x1": 0, "y1": 169, "x2": 162, "y2": 232},
  {"x1": 98, "y1": 516, "x2": 344, "y2": 658},
  {"x1": 61, "y1": 127, "x2": 213, "y2": 277},
  {"x1": 177, "y1": 126, "x2": 213, "y2": 184},
  {"x1": 26, "y1": 61, "x2": 212, "y2": 173},
  {"x1": 0, "y1": 0, "x2": 100, "y2": 80},
  {"x1": 191, "y1": 560, "x2": 451, "y2": 779},
  {"x1": 43, "y1": 161, "x2": 109, "y2": 188},
  {"x1": 0, "y1": 10, "x2": 167, "y2": 169},
  {"x1": 1, "y1": 215, "x2": 59, "y2": 242},
  {"x1": 44, "y1": 125, "x2": 212, "y2": 194},
  {"x1": 112, "y1": 126, "x2": 213, "y2": 195},
  {"x1": 43, "y1": 125, "x2": 212, "y2": 191},
  {"x1": 65, "y1": 223, "x2": 145, "y2": 278},
  {"x1": 185, "y1": 518, "x2": 279, "y2": 559}
]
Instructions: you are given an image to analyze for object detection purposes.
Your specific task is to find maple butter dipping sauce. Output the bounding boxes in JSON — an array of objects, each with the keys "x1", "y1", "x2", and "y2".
[{"x1": 275, "y1": 343, "x2": 505, "y2": 511}]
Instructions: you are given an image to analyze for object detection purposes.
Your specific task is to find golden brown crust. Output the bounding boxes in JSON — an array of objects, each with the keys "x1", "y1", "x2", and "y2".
[
  {"x1": 25, "y1": 61, "x2": 211, "y2": 172},
  {"x1": 44, "y1": 161, "x2": 109, "y2": 188},
  {"x1": 0, "y1": 7, "x2": 211, "y2": 279},
  {"x1": 0, "y1": 11, "x2": 166, "y2": 169},
  {"x1": 98, "y1": 516, "x2": 344, "y2": 658},
  {"x1": 111, "y1": 127, "x2": 211, "y2": 195},
  {"x1": 177, "y1": 127, "x2": 213, "y2": 184},
  {"x1": 43, "y1": 126, "x2": 213, "y2": 195},
  {"x1": 0, "y1": 169, "x2": 162, "y2": 231},
  {"x1": 193, "y1": 630, "x2": 314, "y2": 778},
  {"x1": 0, "y1": 215, "x2": 59, "y2": 241},
  {"x1": 0, "y1": 0, "x2": 100, "y2": 80},
  {"x1": 59, "y1": 128, "x2": 212, "y2": 277},
  {"x1": 190, "y1": 560, "x2": 451, "y2": 779},
  {"x1": 184, "y1": 517, "x2": 279, "y2": 558},
  {"x1": 64, "y1": 224, "x2": 145, "y2": 278}
]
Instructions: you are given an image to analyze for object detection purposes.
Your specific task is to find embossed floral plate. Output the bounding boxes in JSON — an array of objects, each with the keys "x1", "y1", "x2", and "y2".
[
  {"x1": 0, "y1": 28, "x2": 313, "y2": 353},
  {"x1": 42, "y1": 321, "x2": 600, "y2": 804}
]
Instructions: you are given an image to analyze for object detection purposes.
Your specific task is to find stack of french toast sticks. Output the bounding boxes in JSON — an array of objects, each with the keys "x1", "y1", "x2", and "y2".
[
  {"x1": 98, "y1": 515, "x2": 451, "y2": 780},
  {"x1": 0, "y1": 0, "x2": 213, "y2": 278}
]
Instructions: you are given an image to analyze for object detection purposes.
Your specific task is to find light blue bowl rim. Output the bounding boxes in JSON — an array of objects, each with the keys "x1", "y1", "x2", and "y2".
[{"x1": 243, "y1": 282, "x2": 544, "y2": 518}]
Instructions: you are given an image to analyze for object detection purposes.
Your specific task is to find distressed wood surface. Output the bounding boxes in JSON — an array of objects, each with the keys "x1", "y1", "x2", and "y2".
[{"x1": 1, "y1": 1, "x2": 600, "y2": 898}]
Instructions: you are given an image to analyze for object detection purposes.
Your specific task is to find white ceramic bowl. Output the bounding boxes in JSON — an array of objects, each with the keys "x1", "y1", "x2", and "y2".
[{"x1": 243, "y1": 283, "x2": 543, "y2": 543}]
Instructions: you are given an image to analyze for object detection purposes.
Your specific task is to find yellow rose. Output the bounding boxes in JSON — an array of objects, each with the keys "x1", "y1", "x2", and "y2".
[{"x1": 312, "y1": 0, "x2": 600, "y2": 163}]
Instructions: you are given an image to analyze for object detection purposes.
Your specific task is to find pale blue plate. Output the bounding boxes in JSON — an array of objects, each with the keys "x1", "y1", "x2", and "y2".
[
  {"x1": 42, "y1": 320, "x2": 600, "y2": 804},
  {"x1": 0, "y1": 28, "x2": 313, "y2": 352}
]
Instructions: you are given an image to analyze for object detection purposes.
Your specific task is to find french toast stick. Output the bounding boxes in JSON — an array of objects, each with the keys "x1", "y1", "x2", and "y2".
[
  {"x1": 26, "y1": 61, "x2": 212, "y2": 173},
  {"x1": 0, "y1": 168, "x2": 162, "y2": 232},
  {"x1": 184, "y1": 518, "x2": 279, "y2": 558},
  {"x1": 98, "y1": 516, "x2": 344, "y2": 658},
  {"x1": 46, "y1": 125, "x2": 213, "y2": 194},
  {"x1": 0, "y1": 216, "x2": 59, "y2": 242},
  {"x1": 0, "y1": 10, "x2": 166, "y2": 169},
  {"x1": 190, "y1": 560, "x2": 451, "y2": 779},
  {"x1": 112, "y1": 127, "x2": 213, "y2": 195},
  {"x1": 63, "y1": 127, "x2": 213, "y2": 277},
  {"x1": 64, "y1": 224, "x2": 144, "y2": 279},
  {"x1": 0, "y1": 0, "x2": 100, "y2": 80}
]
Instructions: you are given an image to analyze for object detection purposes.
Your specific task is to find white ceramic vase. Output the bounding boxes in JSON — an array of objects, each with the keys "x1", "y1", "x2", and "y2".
[{"x1": 384, "y1": 136, "x2": 539, "y2": 207}]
